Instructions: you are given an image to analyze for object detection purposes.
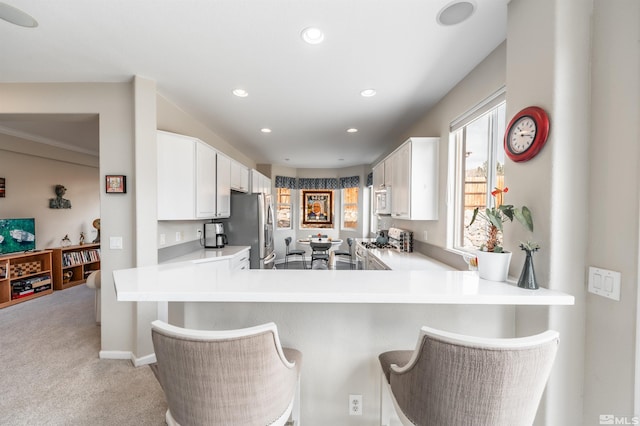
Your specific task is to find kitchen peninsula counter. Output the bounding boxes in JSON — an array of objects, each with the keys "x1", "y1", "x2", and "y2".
[
  {"x1": 113, "y1": 261, "x2": 574, "y2": 306},
  {"x1": 113, "y1": 259, "x2": 573, "y2": 425}
]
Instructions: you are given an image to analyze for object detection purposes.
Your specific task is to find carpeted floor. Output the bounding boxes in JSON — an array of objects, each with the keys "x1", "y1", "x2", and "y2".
[{"x1": 0, "y1": 284, "x2": 167, "y2": 425}]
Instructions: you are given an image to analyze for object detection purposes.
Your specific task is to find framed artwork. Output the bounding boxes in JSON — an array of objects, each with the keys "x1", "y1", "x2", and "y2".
[
  {"x1": 0, "y1": 177, "x2": 5, "y2": 198},
  {"x1": 302, "y1": 190, "x2": 333, "y2": 225},
  {"x1": 106, "y1": 175, "x2": 127, "y2": 193}
]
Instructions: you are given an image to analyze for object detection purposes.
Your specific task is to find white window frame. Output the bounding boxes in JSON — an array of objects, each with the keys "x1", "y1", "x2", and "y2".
[
  {"x1": 341, "y1": 187, "x2": 359, "y2": 230},
  {"x1": 276, "y1": 187, "x2": 293, "y2": 230},
  {"x1": 447, "y1": 87, "x2": 506, "y2": 253}
]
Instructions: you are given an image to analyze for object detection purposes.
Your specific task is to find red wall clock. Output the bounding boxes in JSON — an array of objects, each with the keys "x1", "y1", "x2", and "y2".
[{"x1": 504, "y1": 106, "x2": 550, "y2": 162}]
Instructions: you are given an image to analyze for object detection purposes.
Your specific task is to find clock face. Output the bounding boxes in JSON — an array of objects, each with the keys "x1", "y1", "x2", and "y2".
[
  {"x1": 504, "y1": 106, "x2": 550, "y2": 162},
  {"x1": 508, "y1": 116, "x2": 537, "y2": 154}
]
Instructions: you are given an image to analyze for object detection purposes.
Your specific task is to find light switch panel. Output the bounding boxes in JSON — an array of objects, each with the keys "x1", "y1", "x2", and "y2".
[
  {"x1": 588, "y1": 267, "x2": 621, "y2": 301},
  {"x1": 110, "y1": 236, "x2": 123, "y2": 250}
]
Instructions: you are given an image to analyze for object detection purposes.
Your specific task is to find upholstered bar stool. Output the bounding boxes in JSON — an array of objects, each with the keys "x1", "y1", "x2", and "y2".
[
  {"x1": 379, "y1": 326, "x2": 559, "y2": 426},
  {"x1": 150, "y1": 321, "x2": 302, "y2": 426}
]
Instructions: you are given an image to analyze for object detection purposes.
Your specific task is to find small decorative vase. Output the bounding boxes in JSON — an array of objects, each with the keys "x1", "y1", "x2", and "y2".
[
  {"x1": 517, "y1": 249, "x2": 539, "y2": 290},
  {"x1": 476, "y1": 250, "x2": 512, "y2": 282}
]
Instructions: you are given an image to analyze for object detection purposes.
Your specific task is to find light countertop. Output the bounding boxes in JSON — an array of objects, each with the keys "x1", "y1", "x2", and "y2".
[
  {"x1": 113, "y1": 261, "x2": 574, "y2": 306},
  {"x1": 365, "y1": 247, "x2": 453, "y2": 271},
  {"x1": 160, "y1": 246, "x2": 250, "y2": 264}
]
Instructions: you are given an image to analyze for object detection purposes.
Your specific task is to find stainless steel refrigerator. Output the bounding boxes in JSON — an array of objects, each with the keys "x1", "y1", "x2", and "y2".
[{"x1": 222, "y1": 192, "x2": 276, "y2": 269}]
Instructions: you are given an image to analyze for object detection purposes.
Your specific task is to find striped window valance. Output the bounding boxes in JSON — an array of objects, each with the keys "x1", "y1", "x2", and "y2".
[
  {"x1": 297, "y1": 178, "x2": 339, "y2": 190},
  {"x1": 339, "y1": 176, "x2": 360, "y2": 188},
  {"x1": 366, "y1": 172, "x2": 373, "y2": 187},
  {"x1": 275, "y1": 175, "x2": 297, "y2": 189}
]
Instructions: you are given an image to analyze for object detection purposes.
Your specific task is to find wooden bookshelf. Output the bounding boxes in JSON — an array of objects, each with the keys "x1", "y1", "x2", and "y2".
[
  {"x1": 0, "y1": 250, "x2": 53, "y2": 309},
  {"x1": 48, "y1": 244, "x2": 100, "y2": 291}
]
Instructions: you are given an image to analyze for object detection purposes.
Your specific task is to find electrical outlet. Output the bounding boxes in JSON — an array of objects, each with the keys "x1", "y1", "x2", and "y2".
[
  {"x1": 196, "y1": 228, "x2": 202, "y2": 239},
  {"x1": 423, "y1": 230, "x2": 428, "y2": 241},
  {"x1": 349, "y1": 394, "x2": 362, "y2": 416},
  {"x1": 175, "y1": 231, "x2": 182, "y2": 242},
  {"x1": 159, "y1": 234, "x2": 166, "y2": 245}
]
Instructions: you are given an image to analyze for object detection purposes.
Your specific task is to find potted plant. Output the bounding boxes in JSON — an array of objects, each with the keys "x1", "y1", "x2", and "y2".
[{"x1": 467, "y1": 186, "x2": 533, "y2": 281}]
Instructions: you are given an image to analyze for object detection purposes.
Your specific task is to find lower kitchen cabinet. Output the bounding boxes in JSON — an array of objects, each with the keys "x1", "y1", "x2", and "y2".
[{"x1": 0, "y1": 250, "x2": 53, "y2": 308}]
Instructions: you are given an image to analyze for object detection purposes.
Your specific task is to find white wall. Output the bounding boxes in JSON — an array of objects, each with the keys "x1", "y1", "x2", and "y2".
[{"x1": 586, "y1": 0, "x2": 640, "y2": 421}]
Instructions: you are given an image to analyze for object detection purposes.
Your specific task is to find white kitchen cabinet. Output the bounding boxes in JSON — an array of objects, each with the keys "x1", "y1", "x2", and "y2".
[
  {"x1": 157, "y1": 130, "x2": 217, "y2": 220},
  {"x1": 251, "y1": 169, "x2": 271, "y2": 195},
  {"x1": 216, "y1": 153, "x2": 231, "y2": 218},
  {"x1": 372, "y1": 157, "x2": 393, "y2": 189},
  {"x1": 390, "y1": 142, "x2": 410, "y2": 218},
  {"x1": 230, "y1": 248, "x2": 251, "y2": 271},
  {"x1": 195, "y1": 140, "x2": 217, "y2": 218},
  {"x1": 230, "y1": 159, "x2": 250, "y2": 193},
  {"x1": 372, "y1": 162, "x2": 384, "y2": 189},
  {"x1": 389, "y1": 137, "x2": 439, "y2": 220}
]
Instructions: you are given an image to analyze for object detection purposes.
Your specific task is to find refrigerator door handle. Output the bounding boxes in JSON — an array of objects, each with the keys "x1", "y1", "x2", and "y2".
[{"x1": 263, "y1": 251, "x2": 276, "y2": 265}]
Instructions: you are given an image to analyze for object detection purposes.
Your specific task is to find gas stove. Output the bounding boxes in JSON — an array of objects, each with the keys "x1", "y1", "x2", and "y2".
[{"x1": 360, "y1": 241, "x2": 397, "y2": 250}]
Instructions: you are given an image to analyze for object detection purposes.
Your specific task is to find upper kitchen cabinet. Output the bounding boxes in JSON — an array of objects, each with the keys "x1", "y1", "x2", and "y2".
[
  {"x1": 230, "y1": 159, "x2": 250, "y2": 193},
  {"x1": 372, "y1": 156, "x2": 393, "y2": 189},
  {"x1": 251, "y1": 169, "x2": 272, "y2": 195},
  {"x1": 393, "y1": 137, "x2": 439, "y2": 220},
  {"x1": 157, "y1": 130, "x2": 217, "y2": 220},
  {"x1": 216, "y1": 153, "x2": 231, "y2": 218},
  {"x1": 387, "y1": 137, "x2": 439, "y2": 220}
]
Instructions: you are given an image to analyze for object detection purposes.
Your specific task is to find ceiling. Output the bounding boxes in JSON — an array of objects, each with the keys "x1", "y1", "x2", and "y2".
[{"x1": 0, "y1": 0, "x2": 507, "y2": 168}]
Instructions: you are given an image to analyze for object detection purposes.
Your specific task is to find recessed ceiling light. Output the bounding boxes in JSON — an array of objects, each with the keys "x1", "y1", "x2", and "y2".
[
  {"x1": 261, "y1": 128, "x2": 272, "y2": 133},
  {"x1": 347, "y1": 128, "x2": 358, "y2": 133},
  {"x1": 437, "y1": 1, "x2": 476, "y2": 26},
  {"x1": 301, "y1": 27, "x2": 325, "y2": 44},
  {"x1": 232, "y1": 89, "x2": 248, "y2": 97},
  {"x1": 360, "y1": 89, "x2": 376, "y2": 97}
]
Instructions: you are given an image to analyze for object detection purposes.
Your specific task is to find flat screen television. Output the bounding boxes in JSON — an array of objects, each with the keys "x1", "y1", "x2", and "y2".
[{"x1": 0, "y1": 218, "x2": 36, "y2": 255}]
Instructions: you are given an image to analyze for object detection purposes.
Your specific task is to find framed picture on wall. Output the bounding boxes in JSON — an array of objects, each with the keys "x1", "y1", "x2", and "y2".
[
  {"x1": 105, "y1": 175, "x2": 126, "y2": 193},
  {"x1": 302, "y1": 190, "x2": 333, "y2": 225},
  {"x1": 0, "y1": 177, "x2": 5, "y2": 198}
]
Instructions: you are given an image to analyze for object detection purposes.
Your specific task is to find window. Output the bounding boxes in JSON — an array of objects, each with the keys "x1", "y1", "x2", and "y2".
[
  {"x1": 276, "y1": 188, "x2": 292, "y2": 229},
  {"x1": 342, "y1": 187, "x2": 358, "y2": 229},
  {"x1": 449, "y1": 89, "x2": 506, "y2": 251}
]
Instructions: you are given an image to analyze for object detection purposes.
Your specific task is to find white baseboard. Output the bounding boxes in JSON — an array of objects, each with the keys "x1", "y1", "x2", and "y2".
[
  {"x1": 99, "y1": 350, "x2": 157, "y2": 367},
  {"x1": 134, "y1": 353, "x2": 157, "y2": 367},
  {"x1": 99, "y1": 350, "x2": 133, "y2": 360}
]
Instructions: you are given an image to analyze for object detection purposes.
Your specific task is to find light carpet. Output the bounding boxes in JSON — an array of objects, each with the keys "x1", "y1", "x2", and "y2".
[{"x1": 0, "y1": 284, "x2": 167, "y2": 425}]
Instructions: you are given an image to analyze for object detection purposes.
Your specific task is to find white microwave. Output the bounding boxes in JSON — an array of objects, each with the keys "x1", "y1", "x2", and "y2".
[{"x1": 374, "y1": 187, "x2": 392, "y2": 215}]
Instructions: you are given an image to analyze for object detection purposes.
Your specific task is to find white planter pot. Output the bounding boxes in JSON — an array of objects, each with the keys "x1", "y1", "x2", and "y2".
[{"x1": 476, "y1": 250, "x2": 512, "y2": 282}]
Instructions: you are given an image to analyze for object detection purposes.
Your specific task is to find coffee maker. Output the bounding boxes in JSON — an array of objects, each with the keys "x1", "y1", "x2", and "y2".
[{"x1": 204, "y1": 222, "x2": 228, "y2": 248}]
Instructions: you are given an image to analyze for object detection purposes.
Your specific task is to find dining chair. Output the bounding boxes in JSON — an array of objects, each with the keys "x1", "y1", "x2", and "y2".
[
  {"x1": 379, "y1": 326, "x2": 559, "y2": 426},
  {"x1": 150, "y1": 320, "x2": 302, "y2": 426},
  {"x1": 333, "y1": 237, "x2": 354, "y2": 269},
  {"x1": 310, "y1": 241, "x2": 332, "y2": 269},
  {"x1": 284, "y1": 237, "x2": 307, "y2": 269}
]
